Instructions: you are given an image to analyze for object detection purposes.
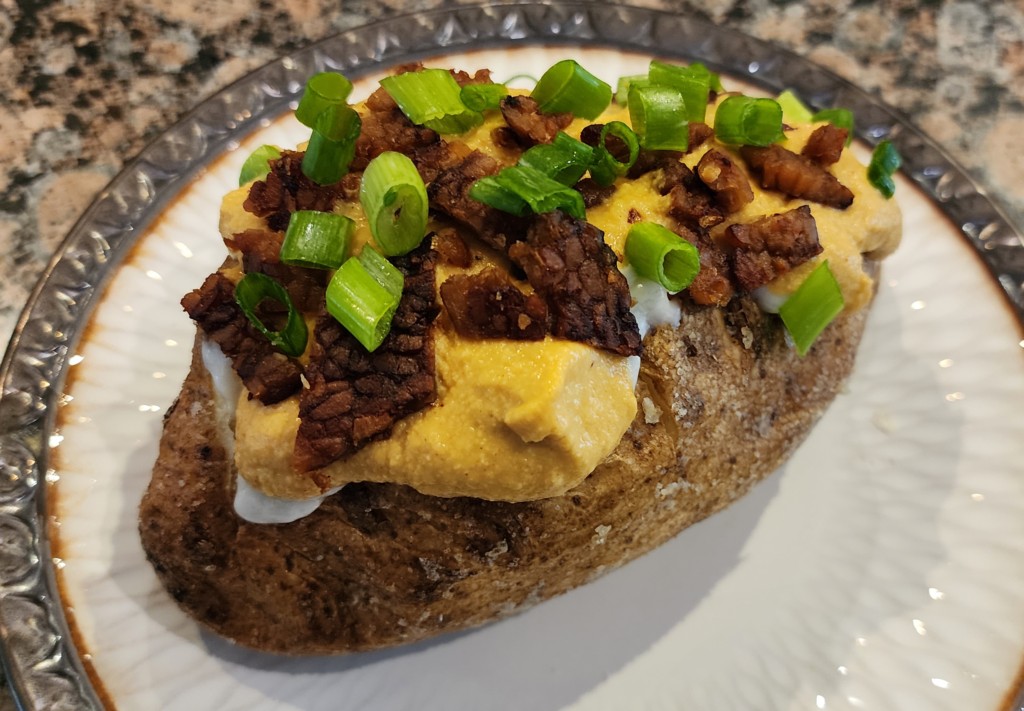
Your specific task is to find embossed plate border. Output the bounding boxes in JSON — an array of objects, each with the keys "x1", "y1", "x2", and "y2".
[{"x1": 2, "y1": 3, "x2": 1023, "y2": 709}]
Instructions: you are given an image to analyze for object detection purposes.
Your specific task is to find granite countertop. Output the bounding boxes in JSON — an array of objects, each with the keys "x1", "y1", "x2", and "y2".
[{"x1": 0, "y1": 0, "x2": 1021, "y2": 704}]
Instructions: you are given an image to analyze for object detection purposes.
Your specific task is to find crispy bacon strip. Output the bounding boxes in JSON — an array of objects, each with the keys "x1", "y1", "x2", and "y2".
[
  {"x1": 351, "y1": 109, "x2": 439, "y2": 172},
  {"x1": 427, "y1": 151, "x2": 530, "y2": 252},
  {"x1": 498, "y1": 95, "x2": 573, "y2": 147},
  {"x1": 696, "y1": 149, "x2": 754, "y2": 214},
  {"x1": 802, "y1": 124, "x2": 848, "y2": 166},
  {"x1": 226, "y1": 229, "x2": 328, "y2": 313},
  {"x1": 440, "y1": 268, "x2": 547, "y2": 341},
  {"x1": 410, "y1": 140, "x2": 473, "y2": 184},
  {"x1": 432, "y1": 228, "x2": 472, "y2": 268},
  {"x1": 509, "y1": 211, "x2": 642, "y2": 357},
  {"x1": 573, "y1": 177, "x2": 617, "y2": 208},
  {"x1": 723, "y1": 206, "x2": 822, "y2": 293},
  {"x1": 181, "y1": 272, "x2": 303, "y2": 405},
  {"x1": 243, "y1": 151, "x2": 346, "y2": 232},
  {"x1": 742, "y1": 144, "x2": 854, "y2": 209},
  {"x1": 294, "y1": 244, "x2": 439, "y2": 475},
  {"x1": 676, "y1": 226, "x2": 735, "y2": 307}
]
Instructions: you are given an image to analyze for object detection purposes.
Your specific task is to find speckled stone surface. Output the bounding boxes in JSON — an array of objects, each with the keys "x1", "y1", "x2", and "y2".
[{"x1": 0, "y1": 0, "x2": 1019, "y2": 701}]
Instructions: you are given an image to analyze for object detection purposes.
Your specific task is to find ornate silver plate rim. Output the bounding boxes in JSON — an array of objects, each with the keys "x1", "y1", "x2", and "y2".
[{"x1": 1, "y1": 3, "x2": 1023, "y2": 709}]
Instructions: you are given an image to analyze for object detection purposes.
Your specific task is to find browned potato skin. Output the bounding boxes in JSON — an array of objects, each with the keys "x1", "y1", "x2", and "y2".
[{"x1": 139, "y1": 293, "x2": 869, "y2": 655}]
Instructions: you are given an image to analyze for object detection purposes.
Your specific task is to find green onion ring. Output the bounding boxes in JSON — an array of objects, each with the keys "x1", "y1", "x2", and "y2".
[{"x1": 234, "y1": 272, "x2": 309, "y2": 357}]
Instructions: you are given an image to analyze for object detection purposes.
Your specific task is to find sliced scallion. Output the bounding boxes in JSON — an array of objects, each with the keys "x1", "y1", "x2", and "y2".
[
  {"x1": 867, "y1": 140, "x2": 902, "y2": 199},
  {"x1": 616, "y1": 74, "x2": 649, "y2": 106},
  {"x1": 589, "y1": 121, "x2": 640, "y2": 187},
  {"x1": 648, "y1": 60, "x2": 710, "y2": 123},
  {"x1": 280, "y1": 211, "x2": 355, "y2": 269},
  {"x1": 295, "y1": 72, "x2": 354, "y2": 128},
  {"x1": 713, "y1": 95, "x2": 784, "y2": 146},
  {"x1": 627, "y1": 84, "x2": 689, "y2": 152},
  {"x1": 239, "y1": 145, "x2": 282, "y2": 186},
  {"x1": 460, "y1": 83, "x2": 509, "y2": 112},
  {"x1": 779, "y1": 260, "x2": 845, "y2": 356},
  {"x1": 518, "y1": 131, "x2": 595, "y2": 186},
  {"x1": 326, "y1": 247, "x2": 404, "y2": 352},
  {"x1": 359, "y1": 152, "x2": 429, "y2": 256},
  {"x1": 691, "y1": 63, "x2": 724, "y2": 93},
  {"x1": 624, "y1": 222, "x2": 701, "y2": 293},
  {"x1": 531, "y1": 60, "x2": 612, "y2": 120},
  {"x1": 812, "y1": 109, "x2": 855, "y2": 146},
  {"x1": 494, "y1": 165, "x2": 586, "y2": 219},
  {"x1": 504, "y1": 73, "x2": 538, "y2": 88},
  {"x1": 380, "y1": 68, "x2": 483, "y2": 134},
  {"x1": 468, "y1": 176, "x2": 531, "y2": 216},
  {"x1": 301, "y1": 103, "x2": 361, "y2": 186},
  {"x1": 776, "y1": 90, "x2": 815, "y2": 124},
  {"x1": 234, "y1": 272, "x2": 308, "y2": 357}
]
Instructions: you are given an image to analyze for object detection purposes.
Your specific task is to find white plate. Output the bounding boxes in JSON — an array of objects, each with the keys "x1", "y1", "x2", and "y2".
[{"x1": 49, "y1": 47, "x2": 1024, "y2": 711}]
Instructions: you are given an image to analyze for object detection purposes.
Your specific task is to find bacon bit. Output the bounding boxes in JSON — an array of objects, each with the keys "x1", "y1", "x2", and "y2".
[
  {"x1": 675, "y1": 226, "x2": 735, "y2": 307},
  {"x1": 696, "y1": 149, "x2": 754, "y2": 214},
  {"x1": 365, "y1": 85, "x2": 399, "y2": 112},
  {"x1": 227, "y1": 229, "x2": 327, "y2": 313},
  {"x1": 742, "y1": 144, "x2": 854, "y2": 209},
  {"x1": 338, "y1": 171, "x2": 362, "y2": 201},
  {"x1": 294, "y1": 243, "x2": 439, "y2": 474},
  {"x1": 509, "y1": 211, "x2": 642, "y2": 357},
  {"x1": 578, "y1": 123, "x2": 630, "y2": 162},
  {"x1": 450, "y1": 68, "x2": 493, "y2": 87},
  {"x1": 628, "y1": 208, "x2": 642, "y2": 223},
  {"x1": 182, "y1": 273, "x2": 303, "y2": 405},
  {"x1": 427, "y1": 151, "x2": 531, "y2": 253},
  {"x1": 351, "y1": 108, "x2": 439, "y2": 172},
  {"x1": 499, "y1": 95, "x2": 573, "y2": 147},
  {"x1": 723, "y1": 205, "x2": 823, "y2": 293},
  {"x1": 490, "y1": 126, "x2": 522, "y2": 152},
  {"x1": 243, "y1": 151, "x2": 345, "y2": 232},
  {"x1": 686, "y1": 122, "x2": 714, "y2": 154},
  {"x1": 668, "y1": 180, "x2": 724, "y2": 230},
  {"x1": 440, "y1": 268, "x2": 547, "y2": 341},
  {"x1": 802, "y1": 124, "x2": 848, "y2": 166},
  {"x1": 432, "y1": 228, "x2": 472, "y2": 268},
  {"x1": 573, "y1": 177, "x2": 617, "y2": 209},
  {"x1": 410, "y1": 140, "x2": 473, "y2": 184}
]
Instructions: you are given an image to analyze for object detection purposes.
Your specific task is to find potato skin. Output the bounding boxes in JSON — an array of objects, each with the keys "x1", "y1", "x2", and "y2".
[{"x1": 139, "y1": 294, "x2": 868, "y2": 655}]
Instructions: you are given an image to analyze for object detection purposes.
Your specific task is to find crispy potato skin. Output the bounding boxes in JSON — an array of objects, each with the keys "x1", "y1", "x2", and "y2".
[{"x1": 139, "y1": 294, "x2": 869, "y2": 655}]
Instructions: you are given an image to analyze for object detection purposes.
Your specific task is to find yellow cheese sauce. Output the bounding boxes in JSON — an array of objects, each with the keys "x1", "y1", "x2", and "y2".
[{"x1": 221, "y1": 90, "x2": 900, "y2": 503}]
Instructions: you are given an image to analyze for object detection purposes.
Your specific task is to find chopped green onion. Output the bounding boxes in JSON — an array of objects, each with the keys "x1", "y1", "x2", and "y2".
[
  {"x1": 691, "y1": 63, "x2": 724, "y2": 93},
  {"x1": 234, "y1": 272, "x2": 308, "y2": 357},
  {"x1": 519, "y1": 131, "x2": 595, "y2": 186},
  {"x1": 380, "y1": 68, "x2": 483, "y2": 134},
  {"x1": 713, "y1": 95, "x2": 784, "y2": 146},
  {"x1": 812, "y1": 108, "x2": 855, "y2": 146},
  {"x1": 295, "y1": 72, "x2": 354, "y2": 128},
  {"x1": 326, "y1": 247, "x2": 404, "y2": 352},
  {"x1": 648, "y1": 60, "x2": 710, "y2": 123},
  {"x1": 504, "y1": 73, "x2": 538, "y2": 88},
  {"x1": 301, "y1": 104, "x2": 361, "y2": 186},
  {"x1": 779, "y1": 260, "x2": 845, "y2": 356},
  {"x1": 624, "y1": 222, "x2": 701, "y2": 293},
  {"x1": 280, "y1": 210, "x2": 354, "y2": 269},
  {"x1": 589, "y1": 121, "x2": 640, "y2": 187},
  {"x1": 531, "y1": 60, "x2": 612, "y2": 120},
  {"x1": 867, "y1": 140, "x2": 902, "y2": 199},
  {"x1": 494, "y1": 165, "x2": 586, "y2": 219},
  {"x1": 627, "y1": 85, "x2": 689, "y2": 152},
  {"x1": 776, "y1": 90, "x2": 815, "y2": 124},
  {"x1": 359, "y1": 152, "x2": 429, "y2": 256},
  {"x1": 460, "y1": 83, "x2": 509, "y2": 112},
  {"x1": 239, "y1": 145, "x2": 282, "y2": 186},
  {"x1": 616, "y1": 74, "x2": 649, "y2": 106},
  {"x1": 468, "y1": 176, "x2": 530, "y2": 216}
]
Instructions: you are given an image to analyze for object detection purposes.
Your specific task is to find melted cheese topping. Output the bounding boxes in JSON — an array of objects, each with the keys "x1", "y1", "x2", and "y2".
[{"x1": 221, "y1": 92, "x2": 901, "y2": 507}]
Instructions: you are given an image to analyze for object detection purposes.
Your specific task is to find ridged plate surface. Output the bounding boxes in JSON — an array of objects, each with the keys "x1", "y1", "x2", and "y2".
[{"x1": 2, "y1": 6, "x2": 1024, "y2": 711}]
